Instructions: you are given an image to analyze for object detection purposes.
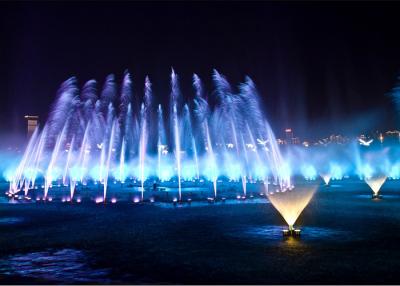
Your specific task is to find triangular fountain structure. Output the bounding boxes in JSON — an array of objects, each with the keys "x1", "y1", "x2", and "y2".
[
  {"x1": 320, "y1": 173, "x2": 331, "y2": 185},
  {"x1": 365, "y1": 175, "x2": 387, "y2": 196},
  {"x1": 267, "y1": 185, "x2": 317, "y2": 230}
]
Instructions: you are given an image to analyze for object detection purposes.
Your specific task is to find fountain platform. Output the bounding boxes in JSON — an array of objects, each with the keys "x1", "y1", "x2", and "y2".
[
  {"x1": 282, "y1": 228, "x2": 301, "y2": 237},
  {"x1": 372, "y1": 194, "x2": 383, "y2": 199}
]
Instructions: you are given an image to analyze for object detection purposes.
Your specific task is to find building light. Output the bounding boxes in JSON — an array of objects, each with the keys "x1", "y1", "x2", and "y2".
[{"x1": 24, "y1": 115, "x2": 39, "y2": 139}]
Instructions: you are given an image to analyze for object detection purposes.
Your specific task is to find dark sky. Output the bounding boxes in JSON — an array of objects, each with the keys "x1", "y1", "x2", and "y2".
[{"x1": 1, "y1": 1, "x2": 400, "y2": 139}]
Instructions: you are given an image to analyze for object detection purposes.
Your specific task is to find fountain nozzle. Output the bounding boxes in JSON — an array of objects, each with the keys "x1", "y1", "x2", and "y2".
[
  {"x1": 283, "y1": 226, "x2": 301, "y2": 237},
  {"x1": 372, "y1": 193, "x2": 383, "y2": 200}
]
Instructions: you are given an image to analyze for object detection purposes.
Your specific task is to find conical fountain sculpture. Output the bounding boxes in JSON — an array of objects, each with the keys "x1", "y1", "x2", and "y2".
[
  {"x1": 267, "y1": 185, "x2": 317, "y2": 237},
  {"x1": 365, "y1": 175, "x2": 387, "y2": 199},
  {"x1": 320, "y1": 173, "x2": 331, "y2": 186}
]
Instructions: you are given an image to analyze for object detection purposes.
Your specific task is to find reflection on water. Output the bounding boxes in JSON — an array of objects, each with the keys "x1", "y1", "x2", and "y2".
[
  {"x1": 0, "y1": 249, "x2": 111, "y2": 283},
  {"x1": 0, "y1": 198, "x2": 35, "y2": 205},
  {"x1": 0, "y1": 217, "x2": 24, "y2": 225},
  {"x1": 356, "y1": 194, "x2": 399, "y2": 199},
  {"x1": 154, "y1": 198, "x2": 269, "y2": 209},
  {"x1": 234, "y1": 225, "x2": 352, "y2": 242}
]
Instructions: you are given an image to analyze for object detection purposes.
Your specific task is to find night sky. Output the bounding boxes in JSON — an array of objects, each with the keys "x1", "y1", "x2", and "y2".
[{"x1": 1, "y1": 1, "x2": 400, "y2": 139}]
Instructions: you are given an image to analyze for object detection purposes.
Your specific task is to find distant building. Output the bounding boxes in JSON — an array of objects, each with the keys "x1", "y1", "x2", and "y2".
[
  {"x1": 277, "y1": 138, "x2": 285, "y2": 145},
  {"x1": 291, "y1": 137, "x2": 300, "y2": 144},
  {"x1": 24, "y1": 115, "x2": 39, "y2": 139},
  {"x1": 385, "y1": 130, "x2": 400, "y2": 143},
  {"x1": 284, "y1": 128, "x2": 300, "y2": 144},
  {"x1": 285, "y1": 128, "x2": 293, "y2": 143},
  {"x1": 329, "y1": 134, "x2": 349, "y2": 144}
]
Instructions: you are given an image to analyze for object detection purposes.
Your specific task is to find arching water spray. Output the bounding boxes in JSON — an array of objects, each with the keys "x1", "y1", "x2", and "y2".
[
  {"x1": 45, "y1": 123, "x2": 68, "y2": 198},
  {"x1": 63, "y1": 136, "x2": 75, "y2": 186}
]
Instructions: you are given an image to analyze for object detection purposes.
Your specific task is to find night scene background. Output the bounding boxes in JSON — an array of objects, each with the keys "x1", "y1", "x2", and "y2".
[
  {"x1": 1, "y1": 2, "x2": 400, "y2": 140},
  {"x1": 2, "y1": 1, "x2": 400, "y2": 285}
]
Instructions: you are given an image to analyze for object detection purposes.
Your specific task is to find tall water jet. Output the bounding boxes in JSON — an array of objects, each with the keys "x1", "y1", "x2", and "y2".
[
  {"x1": 181, "y1": 104, "x2": 199, "y2": 180},
  {"x1": 45, "y1": 123, "x2": 67, "y2": 199},
  {"x1": 264, "y1": 120, "x2": 291, "y2": 189},
  {"x1": 240, "y1": 134, "x2": 249, "y2": 196},
  {"x1": 138, "y1": 76, "x2": 152, "y2": 201},
  {"x1": 206, "y1": 123, "x2": 217, "y2": 198},
  {"x1": 100, "y1": 74, "x2": 117, "y2": 115},
  {"x1": 63, "y1": 136, "x2": 75, "y2": 186},
  {"x1": 30, "y1": 126, "x2": 48, "y2": 191},
  {"x1": 47, "y1": 77, "x2": 79, "y2": 145},
  {"x1": 100, "y1": 99, "x2": 116, "y2": 187},
  {"x1": 10, "y1": 127, "x2": 40, "y2": 194},
  {"x1": 77, "y1": 122, "x2": 91, "y2": 183},
  {"x1": 119, "y1": 71, "x2": 132, "y2": 133},
  {"x1": 139, "y1": 104, "x2": 147, "y2": 200},
  {"x1": 245, "y1": 123, "x2": 263, "y2": 180},
  {"x1": 99, "y1": 140, "x2": 106, "y2": 184},
  {"x1": 23, "y1": 180, "x2": 29, "y2": 197},
  {"x1": 119, "y1": 138, "x2": 125, "y2": 182},
  {"x1": 267, "y1": 186, "x2": 317, "y2": 236},
  {"x1": 173, "y1": 104, "x2": 182, "y2": 201},
  {"x1": 194, "y1": 73, "x2": 218, "y2": 197},
  {"x1": 365, "y1": 175, "x2": 387, "y2": 199},
  {"x1": 118, "y1": 71, "x2": 132, "y2": 181},
  {"x1": 192, "y1": 136, "x2": 200, "y2": 180},
  {"x1": 103, "y1": 118, "x2": 117, "y2": 201},
  {"x1": 157, "y1": 104, "x2": 166, "y2": 180},
  {"x1": 70, "y1": 177, "x2": 76, "y2": 199},
  {"x1": 171, "y1": 69, "x2": 182, "y2": 201},
  {"x1": 242, "y1": 175, "x2": 247, "y2": 197}
]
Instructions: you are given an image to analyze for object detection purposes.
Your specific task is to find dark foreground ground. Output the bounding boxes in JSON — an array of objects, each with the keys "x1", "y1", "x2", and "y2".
[{"x1": 1, "y1": 179, "x2": 400, "y2": 284}]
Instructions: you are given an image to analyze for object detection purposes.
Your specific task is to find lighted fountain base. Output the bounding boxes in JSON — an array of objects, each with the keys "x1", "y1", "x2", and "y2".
[
  {"x1": 282, "y1": 228, "x2": 301, "y2": 237},
  {"x1": 173, "y1": 199, "x2": 193, "y2": 206},
  {"x1": 372, "y1": 193, "x2": 383, "y2": 200}
]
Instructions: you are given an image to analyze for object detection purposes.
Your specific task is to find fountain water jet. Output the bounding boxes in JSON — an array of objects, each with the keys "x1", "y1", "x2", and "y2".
[
  {"x1": 8, "y1": 70, "x2": 290, "y2": 204},
  {"x1": 63, "y1": 136, "x2": 75, "y2": 185},
  {"x1": 320, "y1": 173, "x2": 331, "y2": 186},
  {"x1": 365, "y1": 175, "x2": 387, "y2": 199},
  {"x1": 70, "y1": 178, "x2": 76, "y2": 199},
  {"x1": 103, "y1": 119, "x2": 117, "y2": 201},
  {"x1": 267, "y1": 186, "x2": 317, "y2": 236},
  {"x1": 171, "y1": 69, "x2": 182, "y2": 201},
  {"x1": 119, "y1": 137, "x2": 125, "y2": 182}
]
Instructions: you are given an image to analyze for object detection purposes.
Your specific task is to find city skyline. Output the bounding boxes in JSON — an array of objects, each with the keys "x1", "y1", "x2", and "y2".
[{"x1": 14, "y1": 113, "x2": 400, "y2": 150}]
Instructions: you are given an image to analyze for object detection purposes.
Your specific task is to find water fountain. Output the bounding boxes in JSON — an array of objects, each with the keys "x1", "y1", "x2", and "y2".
[
  {"x1": 365, "y1": 175, "x2": 387, "y2": 199},
  {"x1": 7, "y1": 69, "x2": 290, "y2": 205},
  {"x1": 267, "y1": 185, "x2": 317, "y2": 237},
  {"x1": 320, "y1": 173, "x2": 331, "y2": 186}
]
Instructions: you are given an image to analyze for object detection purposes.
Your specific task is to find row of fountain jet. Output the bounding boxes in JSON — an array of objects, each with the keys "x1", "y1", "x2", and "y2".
[{"x1": 9, "y1": 70, "x2": 291, "y2": 201}]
